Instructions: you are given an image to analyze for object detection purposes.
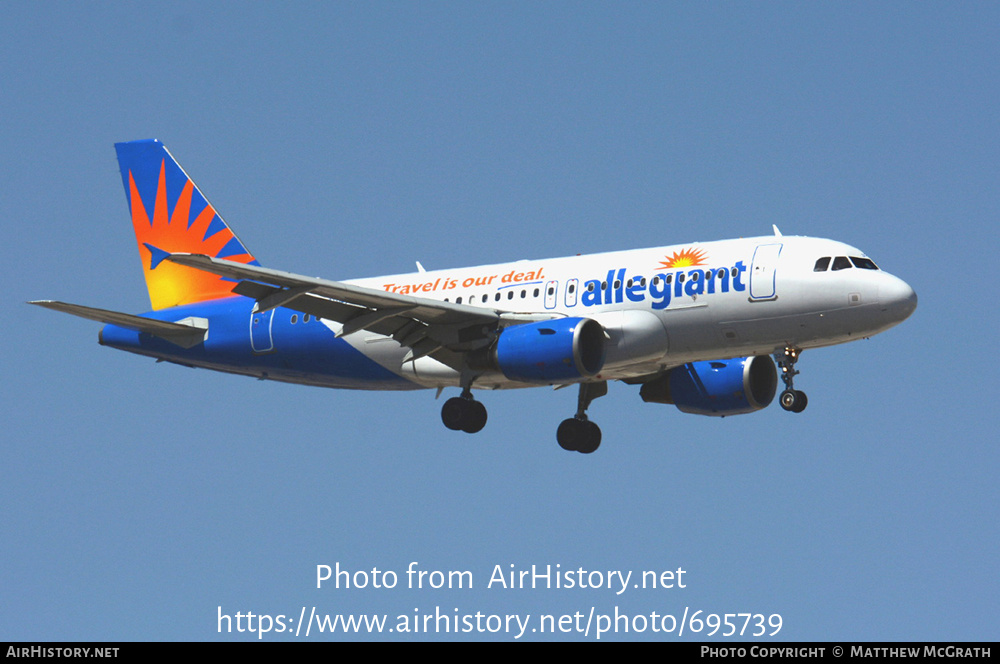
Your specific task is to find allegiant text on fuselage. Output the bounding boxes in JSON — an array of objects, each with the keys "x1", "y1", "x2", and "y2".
[
  {"x1": 581, "y1": 262, "x2": 748, "y2": 310},
  {"x1": 381, "y1": 261, "x2": 749, "y2": 311}
]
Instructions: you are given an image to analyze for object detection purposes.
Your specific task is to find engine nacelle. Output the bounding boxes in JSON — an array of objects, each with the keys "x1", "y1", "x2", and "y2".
[
  {"x1": 640, "y1": 355, "x2": 777, "y2": 416},
  {"x1": 494, "y1": 317, "x2": 606, "y2": 384}
]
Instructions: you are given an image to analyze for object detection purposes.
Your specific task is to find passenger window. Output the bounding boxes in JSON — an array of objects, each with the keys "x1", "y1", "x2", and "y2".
[
  {"x1": 832, "y1": 256, "x2": 852, "y2": 271},
  {"x1": 290, "y1": 314, "x2": 298, "y2": 324},
  {"x1": 814, "y1": 257, "x2": 831, "y2": 272},
  {"x1": 850, "y1": 256, "x2": 879, "y2": 270}
]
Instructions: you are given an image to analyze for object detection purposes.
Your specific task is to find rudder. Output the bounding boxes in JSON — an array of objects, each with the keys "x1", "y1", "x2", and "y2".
[{"x1": 115, "y1": 139, "x2": 259, "y2": 310}]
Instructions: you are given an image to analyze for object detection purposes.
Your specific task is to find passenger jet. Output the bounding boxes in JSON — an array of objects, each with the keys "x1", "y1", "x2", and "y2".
[{"x1": 32, "y1": 140, "x2": 917, "y2": 453}]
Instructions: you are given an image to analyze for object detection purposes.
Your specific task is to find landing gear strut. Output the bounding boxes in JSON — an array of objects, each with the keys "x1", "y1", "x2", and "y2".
[
  {"x1": 557, "y1": 381, "x2": 607, "y2": 454},
  {"x1": 774, "y1": 346, "x2": 808, "y2": 413},
  {"x1": 441, "y1": 386, "x2": 487, "y2": 434}
]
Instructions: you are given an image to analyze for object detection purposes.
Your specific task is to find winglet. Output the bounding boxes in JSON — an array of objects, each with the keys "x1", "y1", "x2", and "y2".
[{"x1": 144, "y1": 243, "x2": 171, "y2": 270}]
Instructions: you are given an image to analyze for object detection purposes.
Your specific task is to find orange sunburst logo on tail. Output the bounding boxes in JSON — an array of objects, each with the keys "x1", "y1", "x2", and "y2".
[
  {"x1": 658, "y1": 247, "x2": 708, "y2": 270},
  {"x1": 128, "y1": 159, "x2": 256, "y2": 310}
]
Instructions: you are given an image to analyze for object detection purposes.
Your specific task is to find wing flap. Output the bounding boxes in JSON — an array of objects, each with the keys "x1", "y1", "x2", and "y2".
[{"x1": 232, "y1": 281, "x2": 368, "y2": 322}]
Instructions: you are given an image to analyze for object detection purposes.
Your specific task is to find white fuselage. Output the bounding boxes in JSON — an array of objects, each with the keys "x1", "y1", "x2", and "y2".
[{"x1": 339, "y1": 235, "x2": 917, "y2": 389}]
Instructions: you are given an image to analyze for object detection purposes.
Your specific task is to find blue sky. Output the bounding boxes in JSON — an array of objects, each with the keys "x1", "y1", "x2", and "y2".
[{"x1": 2, "y1": 2, "x2": 997, "y2": 641}]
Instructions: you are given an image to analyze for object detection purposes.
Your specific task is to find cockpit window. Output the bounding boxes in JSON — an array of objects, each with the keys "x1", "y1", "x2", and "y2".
[
  {"x1": 850, "y1": 256, "x2": 879, "y2": 270},
  {"x1": 816, "y1": 255, "x2": 879, "y2": 273},
  {"x1": 832, "y1": 256, "x2": 852, "y2": 271}
]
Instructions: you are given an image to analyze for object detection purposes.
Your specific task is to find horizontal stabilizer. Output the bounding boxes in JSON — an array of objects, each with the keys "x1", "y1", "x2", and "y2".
[{"x1": 29, "y1": 300, "x2": 207, "y2": 348}]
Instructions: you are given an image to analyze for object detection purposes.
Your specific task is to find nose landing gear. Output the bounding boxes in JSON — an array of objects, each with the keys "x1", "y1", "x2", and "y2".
[{"x1": 774, "y1": 347, "x2": 808, "y2": 413}]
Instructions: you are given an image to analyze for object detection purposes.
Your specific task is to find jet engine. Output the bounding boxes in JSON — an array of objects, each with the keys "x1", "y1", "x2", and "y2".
[
  {"x1": 493, "y1": 317, "x2": 606, "y2": 383},
  {"x1": 639, "y1": 355, "x2": 777, "y2": 416}
]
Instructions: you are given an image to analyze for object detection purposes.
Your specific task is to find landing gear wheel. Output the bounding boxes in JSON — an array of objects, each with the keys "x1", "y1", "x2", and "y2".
[
  {"x1": 441, "y1": 397, "x2": 488, "y2": 433},
  {"x1": 779, "y1": 389, "x2": 808, "y2": 413},
  {"x1": 441, "y1": 397, "x2": 468, "y2": 431},
  {"x1": 462, "y1": 400, "x2": 488, "y2": 433},
  {"x1": 557, "y1": 418, "x2": 583, "y2": 451},
  {"x1": 556, "y1": 382, "x2": 608, "y2": 453},
  {"x1": 557, "y1": 418, "x2": 602, "y2": 454},
  {"x1": 577, "y1": 420, "x2": 602, "y2": 454},
  {"x1": 774, "y1": 347, "x2": 808, "y2": 414}
]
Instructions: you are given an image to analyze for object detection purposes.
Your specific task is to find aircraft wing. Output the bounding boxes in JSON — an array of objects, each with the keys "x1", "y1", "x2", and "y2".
[
  {"x1": 28, "y1": 300, "x2": 208, "y2": 348},
  {"x1": 166, "y1": 253, "x2": 554, "y2": 363}
]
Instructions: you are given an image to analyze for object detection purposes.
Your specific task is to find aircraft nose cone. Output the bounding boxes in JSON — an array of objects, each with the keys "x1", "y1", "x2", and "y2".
[{"x1": 881, "y1": 275, "x2": 917, "y2": 322}]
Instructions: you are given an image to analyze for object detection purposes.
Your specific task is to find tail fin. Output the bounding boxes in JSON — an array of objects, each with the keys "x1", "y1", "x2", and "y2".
[{"x1": 115, "y1": 139, "x2": 259, "y2": 310}]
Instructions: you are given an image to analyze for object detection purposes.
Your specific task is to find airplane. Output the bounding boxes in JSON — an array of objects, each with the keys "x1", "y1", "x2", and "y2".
[{"x1": 31, "y1": 139, "x2": 917, "y2": 454}]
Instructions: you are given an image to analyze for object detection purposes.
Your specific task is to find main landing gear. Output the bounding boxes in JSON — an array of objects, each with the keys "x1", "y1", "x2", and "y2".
[
  {"x1": 557, "y1": 381, "x2": 607, "y2": 454},
  {"x1": 441, "y1": 388, "x2": 488, "y2": 434},
  {"x1": 441, "y1": 381, "x2": 607, "y2": 454},
  {"x1": 774, "y1": 346, "x2": 808, "y2": 413}
]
